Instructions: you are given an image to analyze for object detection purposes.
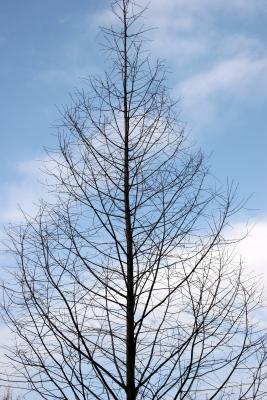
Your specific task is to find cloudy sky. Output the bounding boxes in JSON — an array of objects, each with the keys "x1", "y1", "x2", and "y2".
[{"x1": 0, "y1": 0, "x2": 266, "y2": 391}]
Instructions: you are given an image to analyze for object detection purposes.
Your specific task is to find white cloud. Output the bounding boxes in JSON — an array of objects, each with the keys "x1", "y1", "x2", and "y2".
[
  {"x1": 227, "y1": 217, "x2": 267, "y2": 292},
  {"x1": 230, "y1": 220, "x2": 267, "y2": 285},
  {"x1": 177, "y1": 56, "x2": 267, "y2": 128},
  {"x1": 0, "y1": 157, "x2": 58, "y2": 390},
  {"x1": 180, "y1": 57, "x2": 267, "y2": 99},
  {"x1": 91, "y1": 0, "x2": 266, "y2": 109},
  {"x1": 0, "y1": 157, "x2": 57, "y2": 226},
  {"x1": 0, "y1": 324, "x2": 14, "y2": 368},
  {"x1": 0, "y1": 158, "x2": 52, "y2": 281},
  {"x1": 0, "y1": 323, "x2": 24, "y2": 397},
  {"x1": 146, "y1": 0, "x2": 267, "y2": 66},
  {"x1": 219, "y1": 34, "x2": 265, "y2": 58},
  {"x1": 150, "y1": 0, "x2": 267, "y2": 16}
]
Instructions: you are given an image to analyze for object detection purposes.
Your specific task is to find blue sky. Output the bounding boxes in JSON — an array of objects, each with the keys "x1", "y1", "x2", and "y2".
[
  {"x1": 0, "y1": 0, "x2": 266, "y2": 217},
  {"x1": 0, "y1": 1, "x2": 266, "y2": 266},
  {"x1": 0, "y1": 0, "x2": 266, "y2": 265},
  {"x1": 0, "y1": 0, "x2": 267, "y2": 395}
]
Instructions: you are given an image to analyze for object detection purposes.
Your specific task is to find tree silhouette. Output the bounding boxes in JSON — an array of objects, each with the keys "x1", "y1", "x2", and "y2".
[{"x1": 1, "y1": 1, "x2": 267, "y2": 399}]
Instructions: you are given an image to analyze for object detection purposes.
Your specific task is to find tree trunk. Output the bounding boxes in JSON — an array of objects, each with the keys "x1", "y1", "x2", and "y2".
[{"x1": 123, "y1": 2, "x2": 136, "y2": 398}]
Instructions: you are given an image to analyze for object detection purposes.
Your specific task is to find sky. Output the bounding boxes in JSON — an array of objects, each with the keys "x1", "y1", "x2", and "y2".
[{"x1": 0, "y1": 0, "x2": 266, "y2": 394}]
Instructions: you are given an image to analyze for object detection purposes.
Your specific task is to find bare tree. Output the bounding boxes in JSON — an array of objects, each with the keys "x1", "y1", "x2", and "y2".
[
  {"x1": 1, "y1": 1, "x2": 267, "y2": 399},
  {"x1": 1, "y1": 387, "x2": 21, "y2": 400}
]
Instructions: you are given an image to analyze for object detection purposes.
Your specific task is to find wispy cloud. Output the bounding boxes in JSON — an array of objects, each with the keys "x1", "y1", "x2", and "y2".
[
  {"x1": 180, "y1": 57, "x2": 267, "y2": 98},
  {"x1": 230, "y1": 219, "x2": 267, "y2": 290},
  {"x1": 150, "y1": 0, "x2": 267, "y2": 17},
  {"x1": 177, "y1": 56, "x2": 267, "y2": 128},
  {"x1": 0, "y1": 157, "x2": 54, "y2": 226},
  {"x1": 147, "y1": 0, "x2": 267, "y2": 70}
]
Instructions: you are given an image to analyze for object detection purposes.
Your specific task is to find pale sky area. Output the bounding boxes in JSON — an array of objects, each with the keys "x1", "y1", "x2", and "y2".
[{"x1": 0, "y1": 0, "x2": 266, "y2": 395}]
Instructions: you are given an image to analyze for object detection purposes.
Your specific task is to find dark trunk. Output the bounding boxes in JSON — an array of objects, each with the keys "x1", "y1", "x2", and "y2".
[{"x1": 123, "y1": 2, "x2": 136, "y2": 399}]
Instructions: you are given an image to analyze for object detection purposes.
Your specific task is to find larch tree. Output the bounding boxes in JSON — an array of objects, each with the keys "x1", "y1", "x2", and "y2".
[{"x1": 1, "y1": 1, "x2": 267, "y2": 399}]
